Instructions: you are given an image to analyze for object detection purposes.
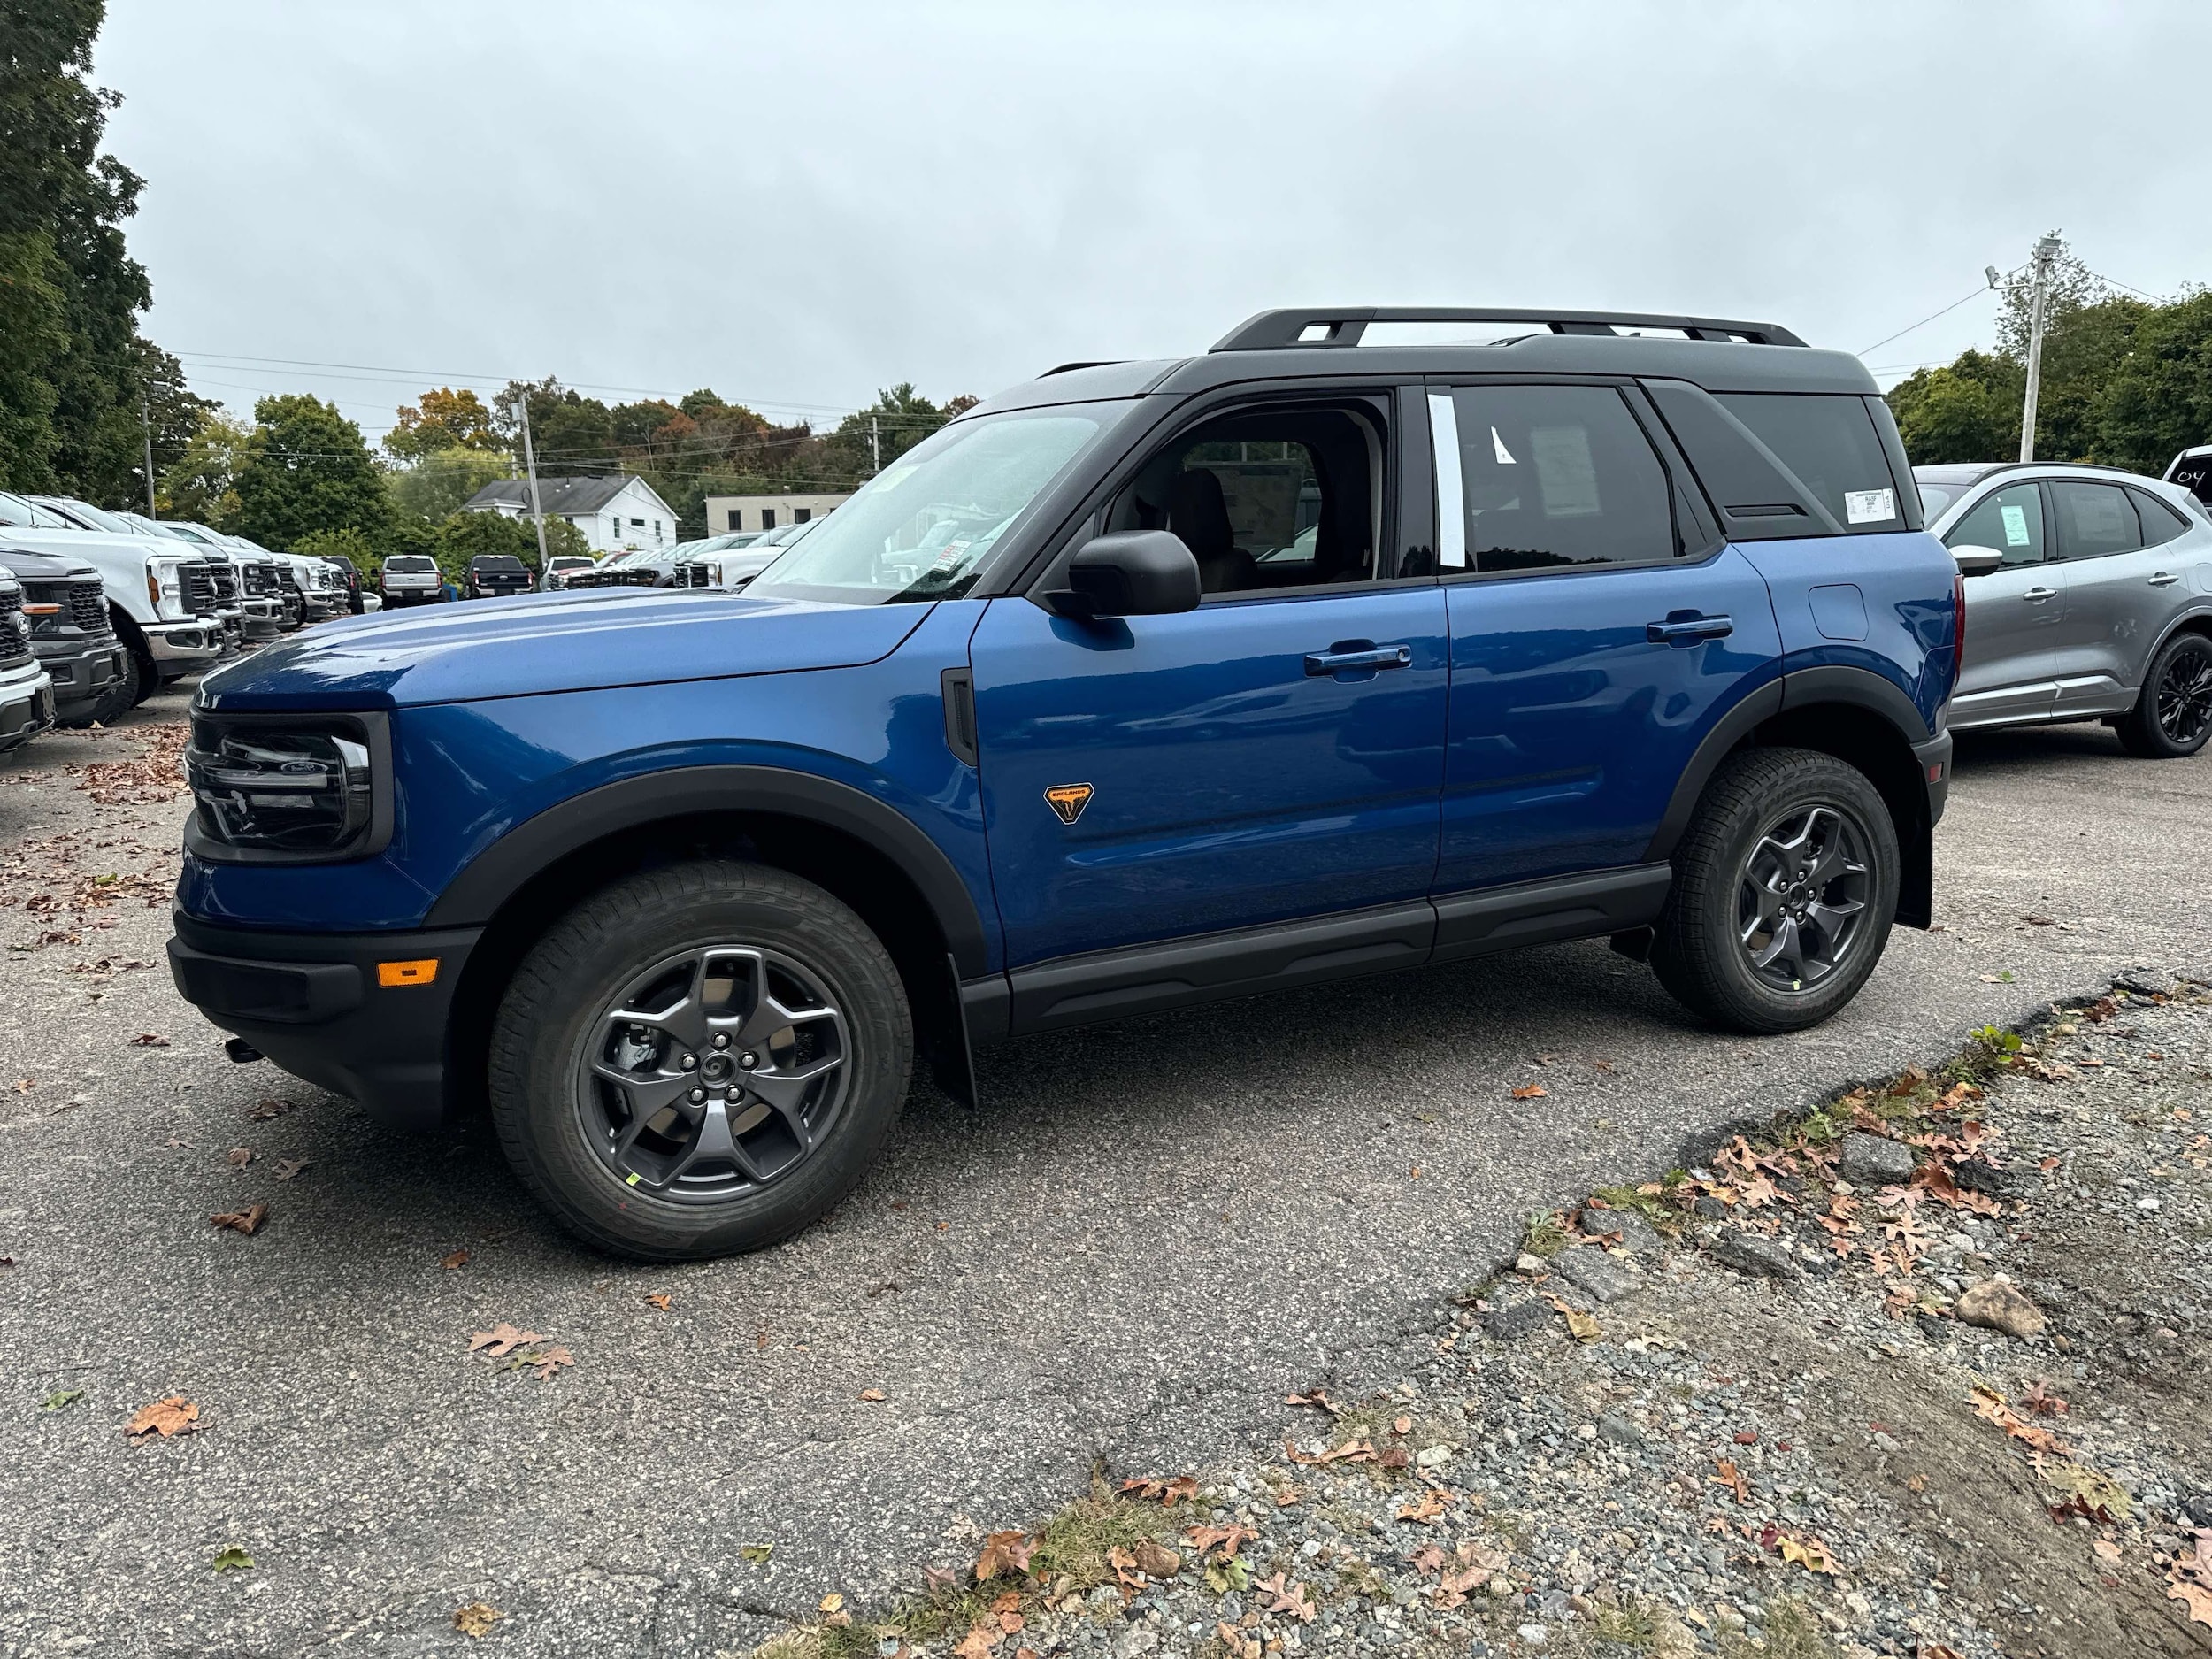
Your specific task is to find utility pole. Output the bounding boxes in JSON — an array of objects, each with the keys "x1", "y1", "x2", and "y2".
[
  {"x1": 505, "y1": 396, "x2": 551, "y2": 567},
  {"x1": 869, "y1": 413, "x2": 881, "y2": 475},
  {"x1": 140, "y1": 396, "x2": 157, "y2": 517},
  {"x1": 2017, "y1": 233, "x2": 2062, "y2": 463}
]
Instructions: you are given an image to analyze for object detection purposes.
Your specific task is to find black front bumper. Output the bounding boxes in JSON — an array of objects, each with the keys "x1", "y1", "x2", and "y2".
[
  {"x1": 167, "y1": 913, "x2": 481, "y2": 1133},
  {"x1": 33, "y1": 635, "x2": 126, "y2": 721}
]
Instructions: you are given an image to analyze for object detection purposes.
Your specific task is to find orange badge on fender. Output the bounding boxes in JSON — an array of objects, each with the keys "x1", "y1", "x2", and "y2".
[{"x1": 1043, "y1": 783, "x2": 1094, "y2": 826}]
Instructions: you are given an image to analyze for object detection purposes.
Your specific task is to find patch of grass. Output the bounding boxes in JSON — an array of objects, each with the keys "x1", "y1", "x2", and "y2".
[
  {"x1": 1719, "y1": 1596, "x2": 1838, "y2": 1658},
  {"x1": 1588, "y1": 1185, "x2": 1680, "y2": 1232},
  {"x1": 1029, "y1": 1489, "x2": 1173, "y2": 1594},
  {"x1": 1589, "y1": 1597, "x2": 1663, "y2": 1649},
  {"x1": 1525, "y1": 1210, "x2": 1571, "y2": 1257}
]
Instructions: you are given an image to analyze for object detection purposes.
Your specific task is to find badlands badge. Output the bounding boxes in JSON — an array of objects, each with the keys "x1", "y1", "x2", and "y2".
[{"x1": 1043, "y1": 782, "x2": 1094, "y2": 826}]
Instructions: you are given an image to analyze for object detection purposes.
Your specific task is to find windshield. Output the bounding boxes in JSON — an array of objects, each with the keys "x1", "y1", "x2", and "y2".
[
  {"x1": 48, "y1": 497, "x2": 142, "y2": 535},
  {"x1": 0, "y1": 491, "x2": 70, "y2": 529},
  {"x1": 749, "y1": 408, "x2": 1109, "y2": 604}
]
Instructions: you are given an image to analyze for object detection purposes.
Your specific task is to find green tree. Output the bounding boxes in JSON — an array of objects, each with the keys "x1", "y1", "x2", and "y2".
[
  {"x1": 823, "y1": 383, "x2": 949, "y2": 482},
  {"x1": 2094, "y1": 289, "x2": 2212, "y2": 475},
  {"x1": 385, "y1": 387, "x2": 499, "y2": 462},
  {"x1": 291, "y1": 525, "x2": 374, "y2": 569},
  {"x1": 386, "y1": 443, "x2": 513, "y2": 522},
  {"x1": 1886, "y1": 350, "x2": 2022, "y2": 465},
  {"x1": 429, "y1": 507, "x2": 588, "y2": 580},
  {"x1": 0, "y1": 0, "x2": 204, "y2": 503},
  {"x1": 156, "y1": 409, "x2": 249, "y2": 526},
  {"x1": 230, "y1": 393, "x2": 387, "y2": 551}
]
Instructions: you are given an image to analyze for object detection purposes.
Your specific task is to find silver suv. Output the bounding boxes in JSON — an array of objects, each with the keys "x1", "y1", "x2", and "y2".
[{"x1": 1916, "y1": 463, "x2": 2212, "y2": 758}]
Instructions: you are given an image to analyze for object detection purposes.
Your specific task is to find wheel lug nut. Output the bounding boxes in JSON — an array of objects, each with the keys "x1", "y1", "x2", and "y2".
[
  {"x1": 680, "y1": 1054, "x2": 697, "y2": 1071},
  {"x1": 740, "y1": 1051, "x2": 759, "y2": 1070},
  {"x1": 711, "y1": 1033, "x2": 730, "y2": 1049},
  {"x1": 687, "y1": 1087, "x2": 705, "y2": 1104},
  {"x1": 725, "y1": 1086, "x2": 741, "y2": 1102}
]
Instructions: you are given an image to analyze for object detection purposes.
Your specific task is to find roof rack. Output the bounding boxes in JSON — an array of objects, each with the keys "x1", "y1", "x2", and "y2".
[{"x1": 1210, "y1": 307, "x2": 1807, "y2": 353}]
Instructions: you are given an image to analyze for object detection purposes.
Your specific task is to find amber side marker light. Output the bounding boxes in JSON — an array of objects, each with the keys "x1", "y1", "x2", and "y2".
[{"x1": 377, "y1": 958, "x2": 439, "y2": 988}]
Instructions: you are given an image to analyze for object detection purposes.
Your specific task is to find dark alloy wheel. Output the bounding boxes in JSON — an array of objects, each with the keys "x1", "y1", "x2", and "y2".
[
  {"x1": 577, "y1": 943, "x2": 850, "y2": 1200},
  {"x1": 489, "y1": 860, "x2": 910, "y2": 1260},
  {"x1": 2117, "y1": 633, "x2": 2212, "y2": 759},
  {"x1": 1652, "y1": 746, "x2": 1900, "y2": 1033}
]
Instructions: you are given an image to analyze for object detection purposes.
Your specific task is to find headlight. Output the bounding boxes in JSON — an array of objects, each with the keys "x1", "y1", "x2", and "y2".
[
  {"x1": 147, "y1": 557, "x2": 190, "y2": 621},
  {"x1": 183, "y1": 713, "x2": 391, "y2": 863}
]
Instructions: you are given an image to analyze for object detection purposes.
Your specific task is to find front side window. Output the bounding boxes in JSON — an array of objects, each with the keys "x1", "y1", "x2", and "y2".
[
  {"x1": 1435, "y1": 384, "x2": 1674, "y2": 572},
  {"x1": 1943, "y1": 482, "x2": 2046, "y2": 567},
  {"x1": 2049, "y1": 480, "x2": 2141, "y2": 560},
  {"x1": 749, "y1": 406, "x2": 1109, "y2": 605},
  {"x1": 1104, "y1": 403, "x2": 1382, "y2": 595},
  {"x1": 1718, "y1": 394, "x2": 1902, "y2": 532}
]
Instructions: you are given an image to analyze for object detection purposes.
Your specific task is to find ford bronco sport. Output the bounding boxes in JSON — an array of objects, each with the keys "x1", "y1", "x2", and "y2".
[{"x1": 169, "y1": 307, "x2": 1959, "y2": 1261}]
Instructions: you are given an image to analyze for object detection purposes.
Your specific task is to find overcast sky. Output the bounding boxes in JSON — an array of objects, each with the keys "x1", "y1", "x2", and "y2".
[{"x1": 97, "y1": 1, "x2": 2204, "y2": 444}]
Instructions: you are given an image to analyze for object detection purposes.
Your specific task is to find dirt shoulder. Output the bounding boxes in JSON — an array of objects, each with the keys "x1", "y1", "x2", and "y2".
[{"x1": 757, "y1": 985, "x2": 2212, "y2": 1659}]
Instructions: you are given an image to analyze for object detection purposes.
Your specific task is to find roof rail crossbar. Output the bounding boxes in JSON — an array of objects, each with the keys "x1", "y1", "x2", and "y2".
[{"x1": 1210, "y1": 307, "x2": 1807, "y2": 352}]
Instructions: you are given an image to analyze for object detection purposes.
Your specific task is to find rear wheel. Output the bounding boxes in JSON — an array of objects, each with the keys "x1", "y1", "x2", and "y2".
[
  {"x1": 488, "y1": 860, "x2": 912, "y2": 1260},
  {"x1": 1650, "y1": 747, "x2": 1900, "y2": 1033},
  {"x1": 2116, "y1": 631, "x2": 2212, "y2": 758}
]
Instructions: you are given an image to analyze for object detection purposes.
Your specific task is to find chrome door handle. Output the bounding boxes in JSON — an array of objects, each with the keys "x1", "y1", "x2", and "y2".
[
  {"x1": 2149, "y1": 571, "x2": 2179, "y2": 586},
  {"x1": 2021, "y1": 586, "x2": 2057, "y2": 601},
  {"x1": 1645, "y1": 613, "x2": 1733, "y2": 644},
  {"x1": 1304, "y1": 643, "x2": 1412, "y2": 675}
]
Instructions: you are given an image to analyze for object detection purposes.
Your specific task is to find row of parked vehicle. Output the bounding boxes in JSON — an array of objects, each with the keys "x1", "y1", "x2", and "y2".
[{"x1": 0, "y1": 491, "x2": 365, "y2": 758}]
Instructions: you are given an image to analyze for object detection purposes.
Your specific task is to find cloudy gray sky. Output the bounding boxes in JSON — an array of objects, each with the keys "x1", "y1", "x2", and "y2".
[{"x1": 97, "y1": 1, "x2": 2202, "y2": 443}]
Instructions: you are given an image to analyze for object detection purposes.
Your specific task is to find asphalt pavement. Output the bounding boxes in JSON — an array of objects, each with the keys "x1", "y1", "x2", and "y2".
[{"x1": 2, "y1": 703, "x2": 2208, "y2": 1657}]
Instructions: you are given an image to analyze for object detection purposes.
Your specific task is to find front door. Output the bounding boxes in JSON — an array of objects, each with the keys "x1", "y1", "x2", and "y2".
[
  {"x1": 1942, "y1": 479, "x2": 2064, "y2": 726},
  {"x1": 1425, "y1": 380, "x2": 1784, "y2": 895},
  {"x1": 967, "y1": 394, "x2": 1448, "y2": 971}
]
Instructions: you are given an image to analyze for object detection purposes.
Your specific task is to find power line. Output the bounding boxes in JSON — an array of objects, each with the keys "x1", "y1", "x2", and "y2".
[{"x1": 1856, "y1": 283, "x2": 1999, "y2": 357}]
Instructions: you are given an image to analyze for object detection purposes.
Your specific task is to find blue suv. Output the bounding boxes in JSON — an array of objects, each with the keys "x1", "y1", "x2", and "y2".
[{"x1": 170, "y1": 308, "x2": 1959, "y2": 1260}]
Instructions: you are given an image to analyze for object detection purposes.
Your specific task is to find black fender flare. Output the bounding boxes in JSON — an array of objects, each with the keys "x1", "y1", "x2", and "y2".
[
  {"x1": 422, "y1": 764, "x2": 991, "y2": 978},
  {"x1": 1641, "y1": 678, "x2": 1784, "y2": 865}
]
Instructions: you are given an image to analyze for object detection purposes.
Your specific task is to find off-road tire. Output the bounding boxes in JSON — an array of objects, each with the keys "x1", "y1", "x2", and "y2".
[
  {"x1": 1650, "y1": 747, "x2": 1900, "y2": 1033},
  {"x1": 2115, "y1": 630, "x2": 2212, "y2": 759},
  {"x1": 488, "y1": 860, "x2": 911, "y2": 1260}
]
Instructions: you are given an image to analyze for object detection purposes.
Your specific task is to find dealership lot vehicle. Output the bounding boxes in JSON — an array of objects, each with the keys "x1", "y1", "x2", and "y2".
[
  {"x1": 0, "y1": 564, "x2": 57, "y2": 755},
  {"x1": 169, "y1": 307, "x2": 1957, "y2": 1261},
  {"x1": 0, "y1": 546, "x2": 126, "y2": 726},
  {"x1": 540, "y1": 553, "x2": 598, "y2": 591},
  {"x1": 0, "y1": 489, "x2": 225, "y2": 715},
  {"x1": 378, "y1": 553, "x2": 444, "y2": 606},
  {"x1": 463, "y1": 552, "x2": 534, "y2": 599},
  {"x1": 121, "y1": 518, "x2": 288, "y2": 640},
  {"x1": 1916, "y1": 461, "x2": 2212, "y2": 756}
]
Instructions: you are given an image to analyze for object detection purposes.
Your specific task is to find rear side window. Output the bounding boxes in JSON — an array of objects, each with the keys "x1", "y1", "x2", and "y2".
[
  {"x1": 1943, "y1": 482, "x2": 2046, "y2": 567},
  {"x1": 1716, "y1": 394, "x2": 1903, "y2": 533},
  {"x1": 1433, "y1": 384, "x2": 1676, "y2": 572},
  {"x1": 2048, "y1": 480, "x2": 2142, "y2": 559},
  {"x1": 2127, "y1": 486, "x2": 2192, "y2": 549}
]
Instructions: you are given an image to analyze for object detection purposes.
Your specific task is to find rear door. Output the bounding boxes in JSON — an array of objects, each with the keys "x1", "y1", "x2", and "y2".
[
  {"x1": 2047, "y1": 479, "x2": 2163, "y2": 714},
  {"x1": 1941, "y1": 480, "x2": 2063, "y2": 726},
  {"x1": 1426, "y1": 379, "x2": 1783, "y2": 905}
]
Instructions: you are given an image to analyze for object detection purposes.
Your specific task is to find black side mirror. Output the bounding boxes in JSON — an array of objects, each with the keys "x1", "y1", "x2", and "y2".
[
  {"x1": 1951, "y1": 543, "x2": 2003, "y2": 577},
  {"x1": 1042, "y1": 531, "x2": 1201, "y2": 619}
]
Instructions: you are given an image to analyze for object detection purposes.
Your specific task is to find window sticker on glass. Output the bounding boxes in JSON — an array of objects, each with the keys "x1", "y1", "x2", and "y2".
[
  {"x1": 1999, "y1": 503, "x2": 2032, "y2": 547},
  {"x1": 1844, "y1": 488, "x2": 1896, "y2": 525},
  {"x1": 1530, "y1": 426, "x2": 1602, "y2": 519},
  {"x1": 1491, "y1": 427, "x2": 1516, "y2": 465}
]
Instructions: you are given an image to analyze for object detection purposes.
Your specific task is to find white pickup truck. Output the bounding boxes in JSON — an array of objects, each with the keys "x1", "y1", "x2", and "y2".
[{"x1": 0, "y1": 489, "x2": 228, "y2": 721}]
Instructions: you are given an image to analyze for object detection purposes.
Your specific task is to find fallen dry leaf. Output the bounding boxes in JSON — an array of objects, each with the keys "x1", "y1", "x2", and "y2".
[
  {"x1": 2093, "y1": 1539, "x2": 2122, "y2": 1563},
  {"x1": 210, "y1": 1204, "x2": 267, "y2": 1236},
  {"x1": 859, "y1": 1388, "x2": 887, "y2": 1402},
  {"x1": 1397, "y1": 1488, "x2": 1448, "y2": 1524},
  {"x1": 1184, "y1": 1523, "x2": 1256, "y2": 1561},
  {"x1": 247, "y1": 1097, "x2": 296, "y2": 1122},
  {"x1": 1712, "y1": 1458, "x2": 1752, "y2": 1504},
  {"x1": 126, "y1": 1395, "x2": 199, "y2": 1442},
  {"x1": 643, "y1": 1293, "x2": 672, "y2": 1310},
  {"x1": 452, "y1": 1601, "x2": 504, "y2": 1638},
  {"x1": 528, "y1": 1346, "x2": 572, "y2": 1383},
  {"x1": 1120, "y1": 1474, "x2": 1200, "y2": 1502},
  {"x1": 225, "y1": 1146, "x2": 252, "y2": 1169},
  {"x1": 975, "y1": 1528, "x2": 1035, "y2": 1582},
  {"x1": 441, "y1": 1249, "x2": 470, "y2": 1270},
  {"x1": 1510, "y1": 1084, "x2": 1548, "y2": 1100},
  {"x1": 1255, "y1": 1569, "x2": 1317, "y2": 1622},
  {"x1": 2022, "y1": 1379, "x2": 2068, "y2": 1416},
  {"x1": 818, "y1": 1593, "x2": 845, "y2": 1615},
  {"x1": 1132, "y1": 1538, "x2": 1180, "y2": 1578},
  {"x1": 272, "y1": 1158, "x2": 311, "y2": 1182},
  {"x1": 2170, "y1": 1580, "x2": 2212, "y2": 1630},
  {"x1": 468, "y1": 1322, "x2": 544, "y2": 1358},
  {"x1": 951, "y1": 1628, "x2": 996, "y2": 1659},
  {"x1": 129, "y1": 1033, "x2": 170, "y2": 1047},
  {"x1": 1105, "y1": 1544, "x2": 1144, "y2": 1599}
]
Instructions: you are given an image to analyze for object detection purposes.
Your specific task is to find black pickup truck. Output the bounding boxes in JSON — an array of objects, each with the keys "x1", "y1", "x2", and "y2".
[
  {"x1": 0, "y1": 546, "x2": 127, "y2": 726},
  {"x1": 464, "y1": 555, "x2": 534, "y2": 600}
]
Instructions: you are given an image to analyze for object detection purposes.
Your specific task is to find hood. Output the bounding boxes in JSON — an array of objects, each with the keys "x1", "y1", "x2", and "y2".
[
  {"x1": 0, "y1": 547, "x2": 101, "y2": 581},
  {"x1": 195, "y1": 586, "x2": 934, "y2": 711}
]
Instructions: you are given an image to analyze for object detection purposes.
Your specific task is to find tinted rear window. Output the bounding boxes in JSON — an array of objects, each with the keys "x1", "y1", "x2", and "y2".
[
  {"x1": 387, "y1": 557, "x2": 435, "y2": 571},
  {"x1": 1717, "y1": 394, "x2": 1903, "y2": 533},
  {"x1": 472, "y1": 557, "x2": 526, "y2": 570}
]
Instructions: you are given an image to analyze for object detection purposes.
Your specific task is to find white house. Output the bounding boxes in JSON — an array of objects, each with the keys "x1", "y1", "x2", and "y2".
[
  {"x1": 702, "y1": 491, "x2": 851, "y2": 535},
  {"x1": 461, "y1": 475, "x2": 680, "y2": 555}
]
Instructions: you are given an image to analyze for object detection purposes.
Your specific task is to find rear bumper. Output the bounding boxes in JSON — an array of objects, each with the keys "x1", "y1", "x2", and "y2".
[{"x1": 167, "y1": 913, "x2": 481, "y2": 1133}]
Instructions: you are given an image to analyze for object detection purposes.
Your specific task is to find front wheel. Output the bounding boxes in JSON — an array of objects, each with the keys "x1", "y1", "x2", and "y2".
[
  {"x1": 2116, "y1": 631, "x2": 2212, "y2": 759},
  {"x1": 1650, "y1": 747, "x2": 1900, "y2": 1033},
  {"x1": 488, "y1": 861, "x2": 912, "y2": 1260}
]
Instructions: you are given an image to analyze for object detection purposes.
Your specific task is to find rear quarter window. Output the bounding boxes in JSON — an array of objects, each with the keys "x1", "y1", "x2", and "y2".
[{"x1": 1717, "y1": 394, "x2": 1905, "y2": 534}]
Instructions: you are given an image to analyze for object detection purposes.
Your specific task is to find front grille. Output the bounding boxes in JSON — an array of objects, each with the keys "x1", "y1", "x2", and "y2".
[
  {"x1": 182, "y1": 563, "x2": 218, "y2": 616},
  {"x1": 243, "y1": 563, "x2": 282, "y2": 596},
  {"x1": 0, "y1": 590, "x2": 26, "y2": 665},
  {"x1": 69, "y1": 578, "x2": 105, "y2": 632},
  {"x1": 209, "y1": 563, "x2": 239, "y2": 603},
  {"x1": 676, "y1": 562, "x2": 711, "y2": 588}
]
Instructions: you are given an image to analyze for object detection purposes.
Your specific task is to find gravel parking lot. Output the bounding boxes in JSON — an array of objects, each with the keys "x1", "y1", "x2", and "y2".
[{"x1": 2, "y1": 696, "x2": 2208, "y2": 1657}]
